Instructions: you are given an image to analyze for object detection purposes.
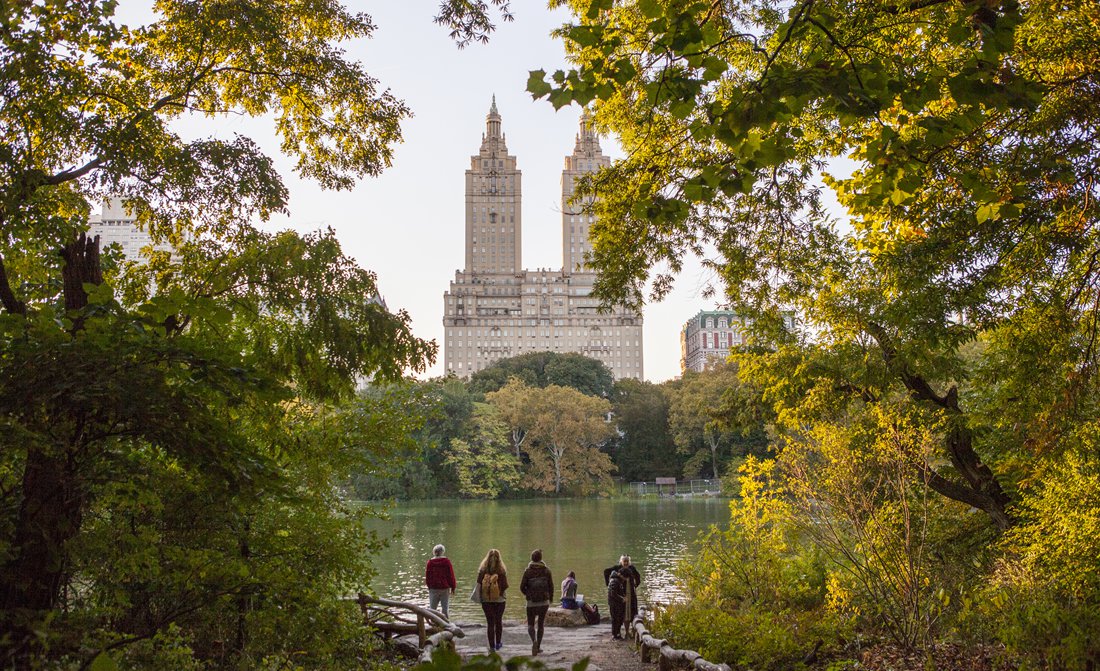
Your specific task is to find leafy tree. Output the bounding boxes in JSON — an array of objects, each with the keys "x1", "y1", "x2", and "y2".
[
  {"x1": 491, "y1": 381, "x2": 617, "y2": 494},
  {"x1": 486, "y1": 376, "x2": 538, "y2": 460},
  {"x1": 444, "y1": 403, "x2": 523, "y2": 498},
  {"x1": 0, "y1": 0, "x2": 530, "y2": 663},
  {"x1": 667, "y1": 364, "x2": 766, "y2": 479},
  {"x1": 343, "y1": 382, "x2": 439, "y2": 500},
  {"x1": 469, "y1": 351, "x2": 615, "y2": 397},
  {"x1": 533, "y1": 0, "x2": 1100, "y2": 533},
  {"x1": 533, "y1": 0, "x2": 1100, "y2": 660},
  {"x1": 609, "y1": 378, "x2": 682, "y2": 481}
]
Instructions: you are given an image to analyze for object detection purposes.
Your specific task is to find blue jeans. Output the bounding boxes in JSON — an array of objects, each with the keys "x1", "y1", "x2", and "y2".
[{"x1": 429, "y1": 588, "x2": 451, "y2": 617}]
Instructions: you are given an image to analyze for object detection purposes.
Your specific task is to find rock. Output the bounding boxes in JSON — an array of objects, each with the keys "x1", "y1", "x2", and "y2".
[
  {"x1": 546, "y1": 606, "x2": 589, "y2": 627},
  {"x1": 388, "y1": 635, "x2": 422, "y2": 659}
]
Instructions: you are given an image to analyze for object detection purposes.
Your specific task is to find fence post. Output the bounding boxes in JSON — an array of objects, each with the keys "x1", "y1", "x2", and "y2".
[{"x1": 417, "y1": 613, "x2": 426, "y2": 647}]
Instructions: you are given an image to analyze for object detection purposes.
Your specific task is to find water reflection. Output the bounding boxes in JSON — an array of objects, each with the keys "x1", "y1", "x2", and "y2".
[{"x1": 361, "y1": 498, "x2": 729, "y2": 623}]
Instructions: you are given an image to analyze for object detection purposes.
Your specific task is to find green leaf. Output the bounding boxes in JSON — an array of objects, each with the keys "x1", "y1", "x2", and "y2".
[
  {"x1": 89, "y1": 653, "x2": 119, "y2": 671},
  {"x1": 527, "y1": 70, "x2": 552, "y2": 99},
  {"x1": 975, "y1": 202, "x2": 999, "y2": 223},
  {"x1": 639, "y1": 0, "x2": 662, "y2": 19}
]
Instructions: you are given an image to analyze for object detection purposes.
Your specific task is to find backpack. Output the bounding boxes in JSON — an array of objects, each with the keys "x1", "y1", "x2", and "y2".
[
  {"x1": 581, "y1": 602, "x2": 601, "y2": 625},
  {"x1": 526, "y1": 573, "x2": 551, "y2": 602},
  {"x1": 608, "y1": 569, "x2": 626, "y2": 596},
  {"x1": 481, "y1": 573, "x2": 501, "y2": 601}
]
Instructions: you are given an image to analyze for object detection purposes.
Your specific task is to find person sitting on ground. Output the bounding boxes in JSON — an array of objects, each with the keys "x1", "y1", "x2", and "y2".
[{"x1": 560, "y1": 570, "x2": 579, "y2": 609}]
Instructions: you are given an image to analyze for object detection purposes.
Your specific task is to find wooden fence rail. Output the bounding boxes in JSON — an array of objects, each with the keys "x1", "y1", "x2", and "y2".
[
  {"x1": 631, "y1": 608, "x2": 731, "y2": 671},
  {"x1": 354, "y1": 594, "x2": 465, "y2": 663}
]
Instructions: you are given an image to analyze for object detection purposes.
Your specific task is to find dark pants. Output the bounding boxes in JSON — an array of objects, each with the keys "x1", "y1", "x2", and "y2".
[
  {"x1": 526, "y1": 604, "x2": 549, "y2": 647},
  {"x1": 481, "y1": 601, "x2": 505, "y2": 648},
  {"x1": 609, "y1": 592, "x2": 626, "y2": 637}
]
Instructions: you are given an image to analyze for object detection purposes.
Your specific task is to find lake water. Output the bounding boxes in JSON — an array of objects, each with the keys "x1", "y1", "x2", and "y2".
[{"x1": 360, "y1": 498, "x2": 730, "y2": 623}]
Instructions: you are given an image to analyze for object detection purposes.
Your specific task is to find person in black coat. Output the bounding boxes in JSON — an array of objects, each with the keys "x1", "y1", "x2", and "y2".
[{"x1": 603, "y1": 555, "x2": 642, "y2": 639}]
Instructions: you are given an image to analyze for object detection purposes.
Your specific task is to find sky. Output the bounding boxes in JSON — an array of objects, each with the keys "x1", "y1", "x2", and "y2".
[{"x1": 147, "y1": 3, "x2": 724, "y2": 383}]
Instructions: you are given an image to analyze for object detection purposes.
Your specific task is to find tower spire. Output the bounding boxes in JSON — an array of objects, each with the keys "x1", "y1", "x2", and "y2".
[
  {"x1": 574, "y1": 108, "x2": 601, "y2": 155},
  {"x1": 486, "y1": 95, "x2": 501, "y2": 139}
]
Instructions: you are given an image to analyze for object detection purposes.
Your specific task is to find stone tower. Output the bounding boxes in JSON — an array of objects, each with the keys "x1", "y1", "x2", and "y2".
[
  {"x1": 561, "y1": 110, "x2": 611, "y2": 273},
  {"x1": 465, "y1": 96, "x2": 523, "y2": 274}
]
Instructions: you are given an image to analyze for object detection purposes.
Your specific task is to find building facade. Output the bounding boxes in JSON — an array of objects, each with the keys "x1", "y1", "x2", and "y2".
[
  {"x1": 680, "y1": 310, "x2": 746, "y2": 373},
  {"x1": 87, "y1": 199, "x2": 157, "y2": 261},
  {"x1": 443, "y1": 102, "x2": 644, "y2": 380}
]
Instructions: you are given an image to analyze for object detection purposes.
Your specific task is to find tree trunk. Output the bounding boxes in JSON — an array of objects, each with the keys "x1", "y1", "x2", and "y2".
[
  {"x1": 867, "y1": 322, "x2": 1014, "y2": 530},
  {"x1": 552, "y1": 445, "x2": 564, "y2": 493},
  {"x1": 234, "y1": 520, "x2": 252, "y2": 659},
  {"x1": 0, "y1": 233, "x2": 103, "y2": 662},
  {"x1": 0, "y1": 449, "x2": 85, "y2": 614}
]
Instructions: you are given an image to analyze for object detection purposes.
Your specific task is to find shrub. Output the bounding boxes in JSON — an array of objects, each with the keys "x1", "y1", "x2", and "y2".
[{"x1": 652, "y1": 604, "x2": 844, "y2": 671}]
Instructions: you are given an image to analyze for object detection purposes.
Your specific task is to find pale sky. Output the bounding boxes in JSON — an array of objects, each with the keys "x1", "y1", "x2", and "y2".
[{"x1": 136, "y1": 2, "x2": 724, "y2": 382}]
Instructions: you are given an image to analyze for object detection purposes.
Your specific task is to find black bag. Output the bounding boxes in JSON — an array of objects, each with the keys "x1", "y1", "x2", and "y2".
[
  {"x1": 581, "y1": 602, "x2": 601, "y2": 625},
  {"x1": 607, "y1": 569, "x2": 626, "y2": 596},
  {"x1": 526, "y1": 574, "x2": 551, "y2": 602}
]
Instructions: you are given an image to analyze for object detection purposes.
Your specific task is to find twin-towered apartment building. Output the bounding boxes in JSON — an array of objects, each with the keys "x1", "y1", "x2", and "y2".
[{"x1": 442, "y1": 100, "x2": 645, "y2": 380}]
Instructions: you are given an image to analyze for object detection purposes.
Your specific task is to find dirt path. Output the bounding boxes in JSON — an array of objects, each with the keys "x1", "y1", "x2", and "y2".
[{"x1": 454, "y1": 621, "x2": 654, "y2": 671}]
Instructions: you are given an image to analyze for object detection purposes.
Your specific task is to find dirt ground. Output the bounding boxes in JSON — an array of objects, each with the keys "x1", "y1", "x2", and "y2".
[{"x1": 453, "y1": 620, "x2": 654, "y2": 671}]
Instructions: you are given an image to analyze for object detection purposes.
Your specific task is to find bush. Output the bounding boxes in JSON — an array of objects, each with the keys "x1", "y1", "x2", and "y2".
[
  {"x1": 972, "y1": 449, "x2": 1100, "y2": 669},
  {"x1": 652, "y1": 604, "x2": 844, "y2": 671}
]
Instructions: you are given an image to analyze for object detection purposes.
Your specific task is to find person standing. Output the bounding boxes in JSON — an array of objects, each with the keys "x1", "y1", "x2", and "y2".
[
  {"x1": 560, "y1": 570, "x2": 579, "y2": 609},
  {"x1": 477, "y1": 548, "x2": 509, "y2": 652},
  {"x1": 604, "y1": 555, "x2": 642, "y2": 639},
  {"x1": 520, "y1": 549, "x2": 553, "y2": 655},
  {"x1": 425, "y1": 544, "x2": 457, "y2": 618}
]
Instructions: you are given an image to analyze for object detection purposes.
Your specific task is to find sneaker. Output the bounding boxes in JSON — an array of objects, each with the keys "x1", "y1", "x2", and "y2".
[{"x1": 495, "y1": 643, "x2": 503, "y2": 651}]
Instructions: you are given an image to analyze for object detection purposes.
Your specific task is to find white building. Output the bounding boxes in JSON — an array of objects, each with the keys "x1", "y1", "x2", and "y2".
[
  {"x1": 87, "y1": 199, "x2": 145, "y2": 260},
  {"x1": 443, "y1": 101, "x2": 644, "y2": 380},
  {"x1": 86, "y1": 199, "x2": 170, "y2": 262}
]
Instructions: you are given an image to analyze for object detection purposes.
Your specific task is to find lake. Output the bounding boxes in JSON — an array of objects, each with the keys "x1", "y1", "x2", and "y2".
[{"x1": 360, "y1": 498, "x2": 730, "y2": 623}]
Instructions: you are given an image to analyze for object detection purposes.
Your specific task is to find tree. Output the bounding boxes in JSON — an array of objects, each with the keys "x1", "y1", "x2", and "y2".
[
  {"x1": 491, "y1": 381, "x2": 617, "y2": 494},
  {"x1": 609, "y1": 378, "x2": 682, "y2": 481},
  {"x1": 667, "y1": 364, "x2": 766, "y2": 479},
  {"x1": 0, "y1": 0, "x2": 523, "y2": 663},
  {"x1": 533, "y1": 0, "x2": 1100, "y2": 532},
  {"x1": 486, "y1": 376, "x2": 538, "y2": 459},
  {"x1": 444, "y1": 403, "x2": 523, "y2": 498},
  {"x1": 469, "y1": 351, "x2": 615, "y2": 397}
]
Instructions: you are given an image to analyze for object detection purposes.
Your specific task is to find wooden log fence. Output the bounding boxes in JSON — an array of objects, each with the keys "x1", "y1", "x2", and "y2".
[
  {"x1": 630, "y1": 608, "x2": 731, "y2": 671},
  {"x1": 354, "y1": 594, "x2": 465, "y2": 663}
]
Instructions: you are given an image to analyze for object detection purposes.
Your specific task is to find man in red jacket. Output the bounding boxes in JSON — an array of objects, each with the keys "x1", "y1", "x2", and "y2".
[{"x1": 425, "y1": 544, "x2": 457, "y2": 617}]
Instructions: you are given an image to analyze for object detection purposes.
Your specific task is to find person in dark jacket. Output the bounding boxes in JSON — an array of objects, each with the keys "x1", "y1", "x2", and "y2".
[
  {"x1": 603, "y1": 554, "x2": 642, "y2": 639},
  {"x1": 519, "y1": 548, "x2": 553, "y2": 655},
  {"x1": 425, "y1": 544, "x2": 457, "y2": 617},
  {"x1": 476, "y1": 548, "x2": 509, "y2": 652}
]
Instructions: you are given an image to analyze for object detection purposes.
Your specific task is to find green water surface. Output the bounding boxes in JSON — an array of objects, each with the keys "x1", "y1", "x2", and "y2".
[{"x1": 361, "y1": 498, "x2": 729, "y2": 623}]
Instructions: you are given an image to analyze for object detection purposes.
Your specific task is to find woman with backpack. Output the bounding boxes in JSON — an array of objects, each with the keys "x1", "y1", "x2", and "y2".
[
  {"x1": 477, "y1": 548, "x2": 509, "y2": 652},
  {"x1": 520, "y1": 549, "x2": 553, "y2": 655}
]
